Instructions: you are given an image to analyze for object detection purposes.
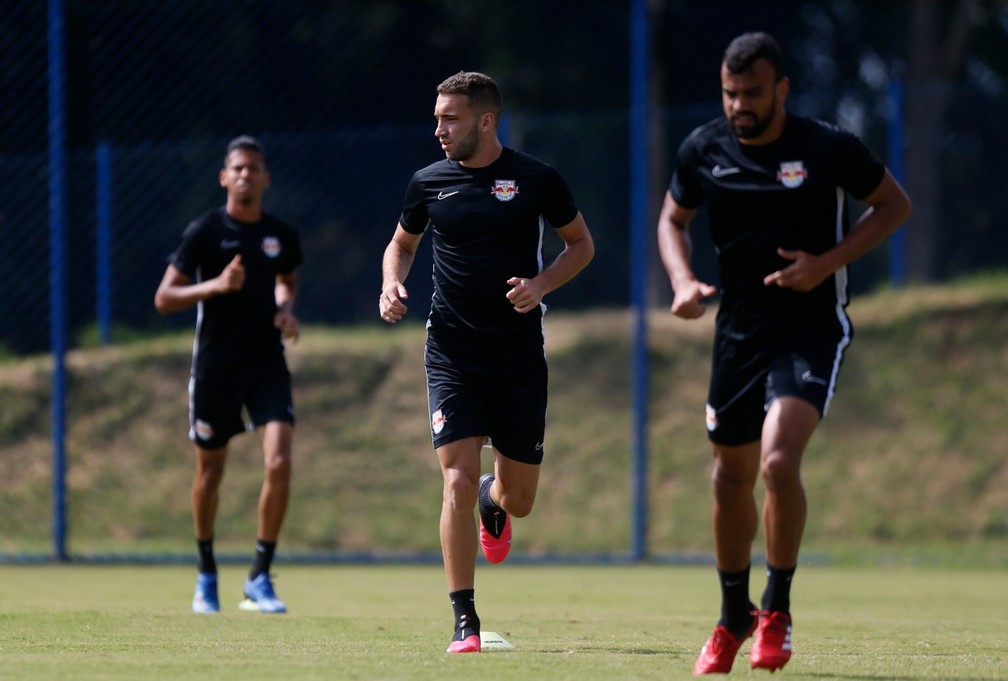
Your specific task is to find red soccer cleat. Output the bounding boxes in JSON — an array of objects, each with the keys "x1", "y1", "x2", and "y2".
[
  {"x1": 478, "y1": 474, "x2": 512, "y2": 564},
  {"x1": 446, "y1": 634, "x2": 481, "y2": 653},
  {"x1": 750, "y1": 610, "x2": 792, "y2": 671},
  {"x1": 692, "y1": 616, "x2": 758, "y2": 675}
]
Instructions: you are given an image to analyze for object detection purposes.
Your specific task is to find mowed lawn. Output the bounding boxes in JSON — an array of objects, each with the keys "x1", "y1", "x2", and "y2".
[{"x1": 0, "y1": 563, "x2": 1005, "y2": 680}]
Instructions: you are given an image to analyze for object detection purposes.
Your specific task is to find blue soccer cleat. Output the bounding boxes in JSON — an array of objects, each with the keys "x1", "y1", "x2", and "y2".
[
  {"x1": 239, "y1": 572, "x2": 287, "y2": 613},
  {"x1": 192, "y1": 572, "x2": 220, "y2": 613}
]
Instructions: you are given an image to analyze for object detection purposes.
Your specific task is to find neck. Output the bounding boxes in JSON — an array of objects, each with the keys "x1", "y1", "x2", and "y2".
[
  {"x1": 739, "y1": 110, "x2": 787, "y2": 146},
  {"x1": 460, "y1": 137, "x2": 504, "y2": 169},
  {"x1": 226, "y1": 199, "x2": 261, "y2": 222}
]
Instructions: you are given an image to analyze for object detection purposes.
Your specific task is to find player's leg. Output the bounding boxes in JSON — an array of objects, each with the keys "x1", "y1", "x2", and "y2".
[
  {"x1": 692, "y1": 441, "x2": 761, "y2": 674},
  {"x1": 475, "y1": 451, "x2": 538, "y2": 566},
  {"x1": 188, "y1": 373, "x2": 244, "y2": 614},
  {"x1": 478, "y1": 353, "x2": 546, "y2": 563},
  {"x1": 749, "y1": 395, "x2": 818, "y2": 671},
  {"x1": 489, "y1": 452, "x2": 539, "y2": 519},
  {"x1": 751, "y1": 332, "x2": 846, "y2": 670},
  {"x1": 191, "y1": 444, "x2": 227, "y2": 613},
  {"x1": 238, "y1": 420, "x2": 292, "y2": 614},
  {"x1": 694, "y1": 332, "x2": 767, "y2": 674},
  {"x1": 241, "y1": 367, "x2": 295, "y2": 614},
  {"x1": 760, "y1": 395, "x2": 817, "y2": 572},
  {"x1": 437, "y1": 436, "x2": 484, "y2": 652}
]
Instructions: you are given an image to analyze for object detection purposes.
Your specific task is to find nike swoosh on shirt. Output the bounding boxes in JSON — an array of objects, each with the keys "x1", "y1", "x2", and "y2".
[
  {"x1": 711, "y1": 165, "x2": 741, "y2": 178},
  {"x1": 437, "y1": 190, "x2": 460, "y2": 200}
]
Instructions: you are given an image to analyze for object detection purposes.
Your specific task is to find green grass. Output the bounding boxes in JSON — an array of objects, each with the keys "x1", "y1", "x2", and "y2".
[
  {"x1": 1, "y1": 564, "x2": 1006, "y2": 680},
  {"x1": 1, "y1": 273, "x2": 1008, "y2": 564}
]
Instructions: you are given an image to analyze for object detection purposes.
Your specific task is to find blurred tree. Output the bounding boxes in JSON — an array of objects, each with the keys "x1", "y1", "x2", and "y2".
[{"x1": 903, "y1": 0, "x2": 979, "y2": 281}]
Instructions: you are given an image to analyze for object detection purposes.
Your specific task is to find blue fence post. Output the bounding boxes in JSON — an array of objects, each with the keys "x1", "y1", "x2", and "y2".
[
  {"x1": 628, "y1": 0, "x2": 649, "y2": 562},
  {"x1": 48, "y1": 0, "x2": 69, "y2": 562},
  {"x1": 887, "y1": 78, "x2": 905, "y2": 288},
  {"x1": 96, "y1": 141, "x2": 113, "y2": 345}
]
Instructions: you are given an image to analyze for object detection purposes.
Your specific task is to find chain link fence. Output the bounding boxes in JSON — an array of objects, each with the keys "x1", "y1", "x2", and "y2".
[{"x1": 2, "y1": 1, "x2": 1006, "y2": 560}]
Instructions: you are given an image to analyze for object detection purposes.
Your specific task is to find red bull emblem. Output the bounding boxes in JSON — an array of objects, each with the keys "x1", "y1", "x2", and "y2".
[
  {"x1": 776, "y1": 161, "x2": 808, "y2": 188},
  {"x1": 491, "y1": 179, "x2": 519, "y2": 202},
  {"x1": 262, "y1": 236, "x2": 281, "y2": 258},
  {"x1": 431, "y1": 409, "x2": 446, "y2": 435}
]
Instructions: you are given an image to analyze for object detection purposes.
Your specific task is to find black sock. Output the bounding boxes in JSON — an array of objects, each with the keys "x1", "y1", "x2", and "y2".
[
  {"x1": 761, "y1": 563, "x2": 796, "y2": 614},
  {"x1": 249, "y1": 540, "x2": 276, "y2": 580},
  {"x1": 717, "y1": 565, "x2": 755, "y2": 638},
  {"x1": 449, "y1": 589, "x2": 480, "y2": 641},
  {"x1": 196, "y1": 538, "x2": 216, "y2": 574},
  {"x1": 478, "y1": 476, "x2": 506, "y2": 539}
]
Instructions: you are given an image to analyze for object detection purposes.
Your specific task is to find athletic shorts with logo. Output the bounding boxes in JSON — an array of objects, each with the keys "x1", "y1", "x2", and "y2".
[
  {"x1": 705, "y1": 321, "x2": 851, "y2": 446},
  {"x1": 424, "y1": 334, "x2": 547, "y2": 465},
  {"x1": 189, "y1": 359, "x2": 294, "y2": 449}
]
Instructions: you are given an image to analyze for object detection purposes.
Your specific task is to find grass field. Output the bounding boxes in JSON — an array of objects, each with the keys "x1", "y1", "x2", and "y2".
[{"x1": 1, "y1": 564, "x2": 1006, "y2": 680}]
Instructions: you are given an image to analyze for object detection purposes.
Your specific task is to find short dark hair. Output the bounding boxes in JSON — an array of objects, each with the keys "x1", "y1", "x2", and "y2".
[
  {"x1": 723, "y1": 32, "x2": 785, "y2": 81},
  {"x1": 436, "y1": 71, "x2": 503, "y2": 118},
  {"x1": 225, "y1": 135, "x2": 265, "y2": 165}
]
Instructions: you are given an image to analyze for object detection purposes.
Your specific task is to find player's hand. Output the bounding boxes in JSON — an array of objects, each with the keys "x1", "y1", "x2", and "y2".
[
  {"x1": 670, "y1": 278, "x2": 718, "y2": 319},
  {"x1": 216, "y1": 255, "x2": 245, "y2": 293},
  {"x1": 763, "y1": 248, "x2": 830, "y2": 292},
  {"x1": 506, "y1": 276, "x2": 545, "y2": 314},
  {"x1": 274, "y1": 308, "x2": 300, "y2": 342},
  {"x1": 379, "y1": 283, "x2": 409, "y2": 323}
]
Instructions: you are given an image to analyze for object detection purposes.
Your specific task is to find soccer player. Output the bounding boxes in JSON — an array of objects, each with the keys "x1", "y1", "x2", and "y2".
[
  {"x1": 378, "y1": 71, "x2": 594, "y2": 653},
  {"x1": 155, "y1": 136, "x2": 302, "y2": 615},
  {"x1": 656, "y1": 33, "x2": 910, "y2": 674}
]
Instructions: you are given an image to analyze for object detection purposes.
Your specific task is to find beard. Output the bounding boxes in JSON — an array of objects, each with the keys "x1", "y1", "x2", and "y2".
[
  {"x1": 730, "y1": 95, "x2": 778, "y2": 139},
  {"x1": 444, "y1": 123, "x2": 480, "y2": 162}
]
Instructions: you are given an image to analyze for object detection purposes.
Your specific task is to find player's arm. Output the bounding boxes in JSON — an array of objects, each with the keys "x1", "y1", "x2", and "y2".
[
  {"x1": 656, "y1": 190, "x2": 718, "y2": 319},
  {"x1": 153, "y1": 255, "x2": 245, "y2": 314},
  {"x1": 764, "y1": 169, "x2": 912, "y2": 291},
  {"x1": 274, "y1": 271, "x2": 299, "y2": 341},
  {"x1": 506, "y1": 211, "x2": 594, "y2": 314},
  {"x1": 379, "y1": 223, "x2": 424, "y2": 323}
]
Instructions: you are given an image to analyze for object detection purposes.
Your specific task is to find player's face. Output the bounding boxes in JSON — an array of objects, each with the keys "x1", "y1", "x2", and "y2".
[
  {"x1": 720, "y1": 58, "x2": 787, "y2": 142},
  {"x1": 434, "y1": 93, "x2": 481, "y2": 162},
  {"x1": 220, "y1": 149, "x2": 270, "y2": 205}
]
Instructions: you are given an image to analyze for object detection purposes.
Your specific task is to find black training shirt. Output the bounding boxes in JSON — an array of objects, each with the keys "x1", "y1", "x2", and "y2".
[
  {"x1": 670, "y1": 113, "x2": 886, "y2": 338},
  {"x1": 400, "y1": 147, "x2": 578, "y2": 351},
  {"x1": 168, "y1": 207, "x2": 302, "y2": 376}
]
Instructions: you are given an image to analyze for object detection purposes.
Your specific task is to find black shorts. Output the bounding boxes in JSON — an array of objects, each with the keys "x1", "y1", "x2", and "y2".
[
  {"x1": 424, "y1": 335, "x2": 548, "y2": 465},
  {"x1": 188, "y1": 359, "x2": 294, "y2": 449},
  {"x1": 705, "y1": 320, "x2": 852, "y2": 446}
]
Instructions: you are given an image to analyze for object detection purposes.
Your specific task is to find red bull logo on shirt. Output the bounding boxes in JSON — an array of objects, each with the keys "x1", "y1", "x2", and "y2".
[
  {"x1": 262, "y1": 236, "x2": 281, "y2": 258},
  {"x1": 491, "y1": 179, "x2": 519, "y2": 202},
  {"x1": 776, "y1": 161, "x2": 808, "y2": 188}
]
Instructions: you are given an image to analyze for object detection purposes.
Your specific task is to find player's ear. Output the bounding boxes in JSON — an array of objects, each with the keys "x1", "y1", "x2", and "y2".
[
  {"x1": 480, "y1": 111, "x2": 495, "y2": 131},
  {"x1": 219, "y1": 168, "x2": 227, "y2": 188},
  {"x1": 776, "y1": 76, "x2": 790, "y2": 100}
]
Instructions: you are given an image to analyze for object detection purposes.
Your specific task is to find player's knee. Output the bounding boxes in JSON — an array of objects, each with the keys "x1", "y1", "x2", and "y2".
[
  {"x1": 760, "y1": 449, "x2": 800, "y2": 491},
  {"x1": 264, "y1": 451, "x2": 291, "y2": 481},
  {"x1": 497, "y1": 487, "x2": 536, "y2": 518},
  {"x1": 442, "y1": 468, "x2": 479, "y2": 509}
]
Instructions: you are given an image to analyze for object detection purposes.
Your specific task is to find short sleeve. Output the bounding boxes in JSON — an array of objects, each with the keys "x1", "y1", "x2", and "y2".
[
  {"x1": 399, "y1": 172, "x2": 430, "y2": 235},
  {"x1": 669, "y1": 130, "x2": 703, "y2": 209},
  {"x1": 539, "y1": 165, "x2": 579, "y2": 229},
  {"x1": 832, "y1": 129, "x2": 886, "y2": 201}
]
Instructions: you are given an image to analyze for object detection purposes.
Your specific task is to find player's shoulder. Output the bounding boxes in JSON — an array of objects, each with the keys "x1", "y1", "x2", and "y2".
[
  {"x1": 259, "y1": 211, "x2": 297, "y2": 235},
  {"x1": 502, "y1": 148, "x2": 562, "y2": 180},
  {"x1": 786, "y1": 112, "x2": 859, "y2": 146},
  {"x1": 682, "y1": 117, "x2": 733, "y2": 152},
  {"x1": 184, "y1": 207, "x2": 226, "y2": 234},
  {"x1": 411, "y1": 158, "x2": 456, "y2": 183}
]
